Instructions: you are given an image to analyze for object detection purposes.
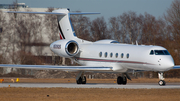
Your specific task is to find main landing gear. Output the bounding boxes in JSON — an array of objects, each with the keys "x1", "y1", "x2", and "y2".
[
  {"x1": 76, "y1": 76, "x2": 86, "y2": 84},
  {"x1": 117, "y1": 73, "x2": 131, "y2": 85},
  {"x1": 76, "y1": 71, "x2": 86, "y2": 84},
  {"x1": 76, "y1": 72, "x2": 132, "y2": 85},
  {"x1": 158, "y1": 72, "x2": 166, "y2": 86},
  {"x1": 117, "y1": 76, "x2": 127, "y2": 85}
]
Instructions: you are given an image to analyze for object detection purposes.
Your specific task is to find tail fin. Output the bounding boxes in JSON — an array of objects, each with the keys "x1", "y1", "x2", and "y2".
[
  {"x1": 53, "y1": 9, "x2": 77, "y2": 40},
  {"x1": 6, "y1": 8, "x2": 100, "y2": 40}
]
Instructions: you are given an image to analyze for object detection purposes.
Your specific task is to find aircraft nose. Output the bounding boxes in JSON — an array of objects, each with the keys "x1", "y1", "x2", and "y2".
[
  {"x1": 161, "y1": 56, "x2": 174, "y2": 70},
  {"x1": 167, "y1": 59, "x2": 174, "y2": 68}
]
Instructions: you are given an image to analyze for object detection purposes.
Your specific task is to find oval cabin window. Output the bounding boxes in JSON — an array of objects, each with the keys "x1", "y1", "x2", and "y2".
[
  {"x1": 99, "y1": 52, "x2": 102, "y2": 57},
  {"x1": 127, "y1": 53, "x2": 129, "y2": 58},
  {"x1": 121, "y1": 53, "x2": 124, "y2": 58},
  {"x1": 104, "y1": 52, "x2": 108, "y2": 58},
  {"x1": 110, "y1": 53, "x2": 113, "y2": 57},
  {"x1": 115, "y1": 53, "x2": 118, "y2": 58}
]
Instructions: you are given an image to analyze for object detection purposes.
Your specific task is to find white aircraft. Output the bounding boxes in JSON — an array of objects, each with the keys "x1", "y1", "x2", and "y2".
[{"x1": 0, "y1": 8, "x2": 179, "y2": 86}]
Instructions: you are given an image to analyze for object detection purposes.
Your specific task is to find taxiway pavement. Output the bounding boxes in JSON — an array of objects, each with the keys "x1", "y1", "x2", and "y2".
[{"x1": 0, "y1": 83, "x2": 180, "y2": 89}]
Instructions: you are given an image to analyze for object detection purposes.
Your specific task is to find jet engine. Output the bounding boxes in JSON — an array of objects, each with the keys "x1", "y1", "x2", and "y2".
[{"x1": 50, "y1": 40, "x2": 79, "y2": 58}]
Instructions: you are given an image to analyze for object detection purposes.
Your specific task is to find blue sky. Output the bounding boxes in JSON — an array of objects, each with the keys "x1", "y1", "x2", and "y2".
[{"x1": 1, "y1": 0, "x2": 174, "y2": 21}]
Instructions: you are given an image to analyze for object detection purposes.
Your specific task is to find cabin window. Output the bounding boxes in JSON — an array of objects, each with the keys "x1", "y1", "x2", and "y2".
[
  {"x1": 104, "y1": 52, "x2": 108, "y2": 58},
  {"x1": 110, "y1": 53, "x2": 113, "y2": 57},
  {"x1": 99, "y1": 52, "x2": 102, "y2": 57},
  {"x1": 115, "y1": 53, "x2": 118, "y2": 58},
  {"x1": 127, "y1": 53, "x2": 129, "y2": 58},
  {"x1": 150, "y1": 50, "x2": 154, "y2": 55},
  {"x1": 121, "y1": 53, "x2": 124, "y2": 58}
]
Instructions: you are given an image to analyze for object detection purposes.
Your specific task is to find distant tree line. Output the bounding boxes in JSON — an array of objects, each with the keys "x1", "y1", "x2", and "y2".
[{"x1": 0, "y1": 0, "x2": 180, "y2": 77}]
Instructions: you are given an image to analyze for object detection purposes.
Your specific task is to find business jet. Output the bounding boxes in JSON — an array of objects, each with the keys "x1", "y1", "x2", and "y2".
[{"x1": 0, "y1": 8, "x2": 179, "y2": 86}]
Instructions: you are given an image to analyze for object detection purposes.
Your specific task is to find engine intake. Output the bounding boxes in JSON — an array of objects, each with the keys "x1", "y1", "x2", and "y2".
[
  {"x1": 65, "y1": 40, "x2": 79, "y2": 56},
  {"x1": 50, "y1": 40, "x2": 79, "y2": 57}
]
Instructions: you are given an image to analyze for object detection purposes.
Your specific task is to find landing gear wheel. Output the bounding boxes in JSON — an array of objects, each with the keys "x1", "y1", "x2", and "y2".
[
  {"x1": 158, "y1": 80, "x2": 166, "y2": 86},
  {"x1": 158, "y1": 72, "x2": 166, "y2": 86},
  {"x1": 82, "y1": 76, "x2": 86, "y2": 84},
  {"x1": 76, "y1": 77, "x2": 82, "y2": 84},
  {"x1": 117, "y1": 76, "x2": 123, "y2": 85},
  {"x1": 76, "y1": 76, "x2": 86, "y2": 84},
  {"x1": 117, "y1": 76, "x2": 127, "y2": 85},
  {"x1": 122, "y1": 77, "x2": 127, "y2": 85}
]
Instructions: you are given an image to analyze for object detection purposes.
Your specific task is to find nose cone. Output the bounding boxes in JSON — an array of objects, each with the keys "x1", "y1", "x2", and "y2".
[
  {"x1": 166, "y1": 59, "x2": 174, "y2": 69},
  {"x1": 161, "y1": 56, "x2": 174, "y2": 71}
]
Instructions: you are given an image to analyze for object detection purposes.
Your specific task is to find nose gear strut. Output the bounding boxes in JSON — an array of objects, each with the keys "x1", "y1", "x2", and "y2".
[{"x1": 158, "y1": 72, "x2": 166, "y2": 86}]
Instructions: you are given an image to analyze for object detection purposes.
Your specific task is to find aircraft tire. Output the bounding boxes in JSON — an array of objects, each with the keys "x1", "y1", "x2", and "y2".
[
  {"x1": 158, "y1": 80, "x2": 166, "y2": 86},
  {"x1": 122, "y1": 76, "x2": 127, "y2": 85},
  {"x1": 82, "y1": 76, "x2": 86, "y2": 84},
  {"x1": 76, "y1": 77, "x2": 82, "y2": 84},
  {"x1": 117, "y1": 76, "x2": 123, "y2": 85}
]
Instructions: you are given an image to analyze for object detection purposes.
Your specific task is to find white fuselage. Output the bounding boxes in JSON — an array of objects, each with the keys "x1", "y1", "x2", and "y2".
[{"x1": 72, "y1": 42, "x2": 174, "y2": 72}]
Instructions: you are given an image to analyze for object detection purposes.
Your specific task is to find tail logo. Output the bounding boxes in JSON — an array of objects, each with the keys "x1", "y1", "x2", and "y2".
[{"x1": 59, "y1": 33, "x2": 64, "y2": 40}]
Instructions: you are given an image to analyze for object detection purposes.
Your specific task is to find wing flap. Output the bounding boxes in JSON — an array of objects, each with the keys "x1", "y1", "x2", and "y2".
[{"x1": 0, "y1": 64, "x2": 113, "y2": 71}]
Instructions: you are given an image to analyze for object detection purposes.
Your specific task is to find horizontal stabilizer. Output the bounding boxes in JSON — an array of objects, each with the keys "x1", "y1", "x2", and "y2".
[
  {"x1": 5, "y1": 11, "x2": 66, "y2": 15},
  {"x1": 69, "y1": 12, "x2": 100, "y2": 15},
  {"x1": 5, "y1": 11, "x2": 100, "y2": 15},
  {"x1": 0, "y1": 64, "x2": 113, "y2": 71},
  {"x1": 173, "y1": 65, "x2": 180, "y2": 69}
]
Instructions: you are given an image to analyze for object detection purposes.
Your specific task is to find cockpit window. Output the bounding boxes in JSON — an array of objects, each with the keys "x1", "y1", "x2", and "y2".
[
  {"x1": 154, "y1": 50, "x2": 170, "y2": 55},
  {"x1": 163, "y1": 50, "x2": 170, "y2": 55},
  {"x1": 155, "y1": 50, "x2": 164, "y2": 55},
  {"x1": 150, "y1": 50, "x2": 154, "y2": 55}
]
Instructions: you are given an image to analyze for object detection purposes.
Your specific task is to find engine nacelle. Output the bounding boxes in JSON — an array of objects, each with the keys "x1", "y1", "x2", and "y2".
[{"x1": 50, "y1": 40, "x2": 79, "y2": 58}]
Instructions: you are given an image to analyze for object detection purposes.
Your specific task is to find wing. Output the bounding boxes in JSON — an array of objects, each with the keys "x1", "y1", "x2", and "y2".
[
  {"x1": 173, "y1": 65, "x2": 180, "y2": 69},
  {"x1": 0, "y1": 64, "x2": 113, "y2": 71}
]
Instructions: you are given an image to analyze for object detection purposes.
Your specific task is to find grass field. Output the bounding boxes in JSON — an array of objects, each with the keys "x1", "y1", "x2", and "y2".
[
  {"x1": 0, "y1": 78, "x2": 180, "y2": 101},
  {"x1": 0, "y1": 88, "x2": 180, "y2": 101}
]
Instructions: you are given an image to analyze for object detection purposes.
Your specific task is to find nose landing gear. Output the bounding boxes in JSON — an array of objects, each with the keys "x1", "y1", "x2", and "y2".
[{"x1": 158, "y1": 72, "x2": 166, "y2": 86}]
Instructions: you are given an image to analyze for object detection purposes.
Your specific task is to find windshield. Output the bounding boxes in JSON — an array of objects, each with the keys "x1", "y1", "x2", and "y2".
[{"x1": 150, "y1": 50, "x2": 170, "y2": 55}]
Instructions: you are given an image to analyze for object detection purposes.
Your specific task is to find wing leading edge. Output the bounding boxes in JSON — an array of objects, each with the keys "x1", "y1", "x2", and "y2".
[
  {"x1": 173, "y1": 65, "x2": 180, "y2": 69},
  {"x1": 0, "y1": 64, "x2": 113, "y2": 71}
]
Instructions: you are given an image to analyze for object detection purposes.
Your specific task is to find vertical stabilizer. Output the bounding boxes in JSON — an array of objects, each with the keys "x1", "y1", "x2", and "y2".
[{"x1": 53, "y1": 9, "x2": 77, "y2": 40}]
